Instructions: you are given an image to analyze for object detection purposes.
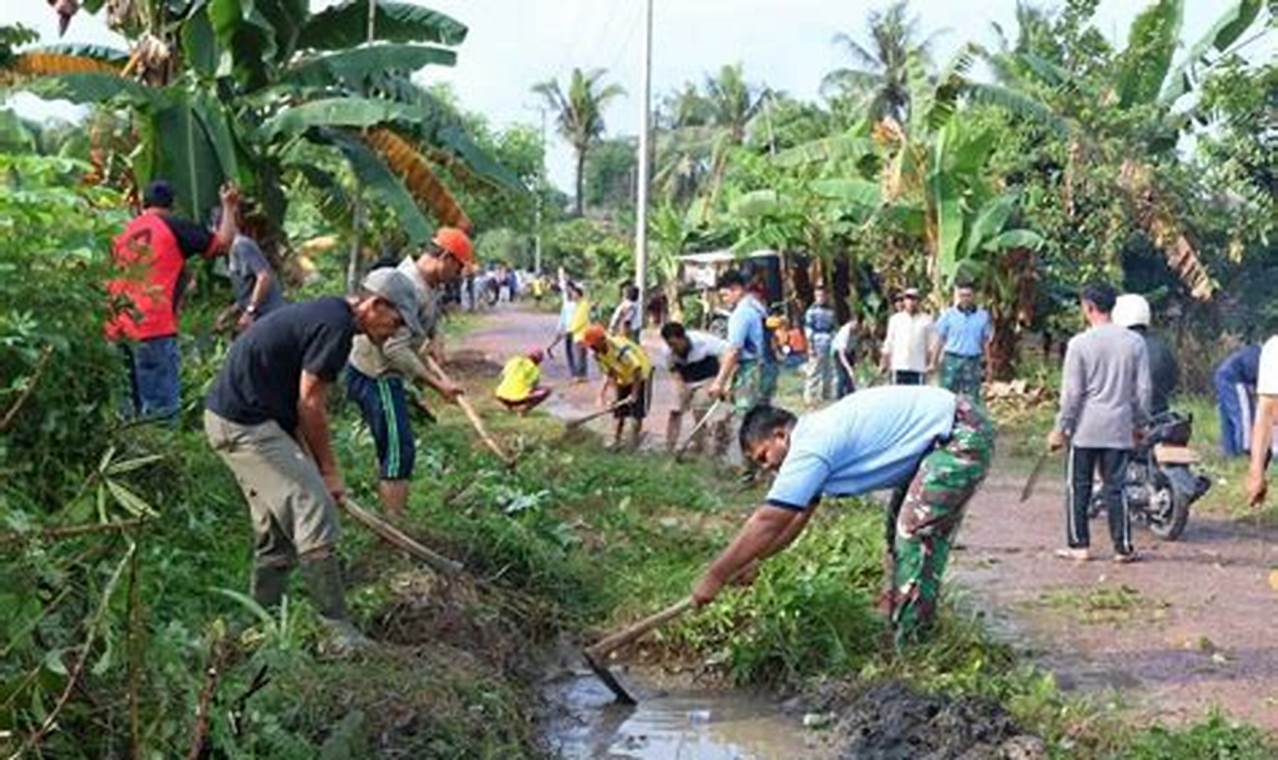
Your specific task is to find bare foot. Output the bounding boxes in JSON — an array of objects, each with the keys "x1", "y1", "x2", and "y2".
[{"x1": 1054, "y1": 547, "x2": 1091, "y2": 562}]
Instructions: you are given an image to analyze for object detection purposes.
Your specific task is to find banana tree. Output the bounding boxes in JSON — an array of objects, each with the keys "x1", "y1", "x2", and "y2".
[
  {"x1": 975, "y1": 0, "x2": 1268, "y2": 302},
  {"x1": 2, "y1": 1, "x2": 520, "y2": 258}
]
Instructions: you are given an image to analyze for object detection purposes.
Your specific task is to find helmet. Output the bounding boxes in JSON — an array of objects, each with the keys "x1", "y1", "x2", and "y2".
[
  {"x1": 432, "y1": 227, "x2": 474, "y2": 265},
  {"x1": 580, "y1": 324, "x2": 607, "y2": 349},
  {"x1": 1113, "y1": 294, "x2": 1151, "y2": 328}
]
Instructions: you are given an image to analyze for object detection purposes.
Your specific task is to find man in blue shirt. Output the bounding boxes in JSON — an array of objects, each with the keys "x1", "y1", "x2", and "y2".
[
  {"x1": 931, "y1": 282, "x2": 993, "y2": 399},
  {"x1": 691, "y1": 387, "x2": 994, "y2": 646},
  {"x1": 803, "y1": 286, "x2": 838, "y2": 406},
  {"x1": 707, "y1": 270, "x2": 777, "y2": 412}
]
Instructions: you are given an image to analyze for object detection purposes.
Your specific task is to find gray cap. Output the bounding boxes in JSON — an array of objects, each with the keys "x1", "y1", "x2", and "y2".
[{"x1": 361, "y1": 268, "x2": 424, "y2": 336}]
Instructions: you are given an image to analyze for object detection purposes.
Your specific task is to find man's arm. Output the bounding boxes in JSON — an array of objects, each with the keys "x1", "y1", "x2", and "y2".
[
  {"x1": 708, "y1": 346, "x2": 740, "y2": 399},
  {"x1": 1247, "y1": 395, "x2": 1277, "y2": 506},
  {"x1": 880, "y1": 317, "x2": 895, "y2": 373},
  {"x1": 692, "y1": 505, "x2": 806, "y2": 605},
  {"x1": 297, "y1": 371, "x2": 343, "y2": 502},
  {"x1": 1050, "y1": 341, "x2": 1084, "y2": 450},
  {"x1": 208, "y1": 183, "x2": 240, "y2": 255},
  {"x1": 1133, "y1": 341, "x2": 1152, "y2": 430}
]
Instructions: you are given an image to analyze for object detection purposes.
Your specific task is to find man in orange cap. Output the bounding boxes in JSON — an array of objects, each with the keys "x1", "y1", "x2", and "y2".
[
  {"x1": 495, "y1": 348, "x2": 552, "y2": 415},
  {"x1": 345, "y1": 227, "x2": 472, "y2": 517},
  {"x1": 581, "y1": 323, "x2": 653, "y2": 450}
]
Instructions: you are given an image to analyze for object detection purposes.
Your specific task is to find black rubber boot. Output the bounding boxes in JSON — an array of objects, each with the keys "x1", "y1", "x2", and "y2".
[
  {"x1": 251, "y1": 564, "x2": 291, "y2": 610},
  {"x1": 300, "y1": 554, "x2": 370, "y2": 656}
]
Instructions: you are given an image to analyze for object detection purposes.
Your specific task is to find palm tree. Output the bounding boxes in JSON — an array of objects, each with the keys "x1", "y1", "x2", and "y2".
[
  {"x1": 820, "y1": 0, "x2": 943, "y2": 124},
  {"x1": 532, "y1": 67, "x2": 625, "y2": 216}
]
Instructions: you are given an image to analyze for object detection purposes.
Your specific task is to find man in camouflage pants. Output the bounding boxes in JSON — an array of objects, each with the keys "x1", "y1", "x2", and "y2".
[{"x1": 690, "y1": 387, "x2": 994, "y2": 646}]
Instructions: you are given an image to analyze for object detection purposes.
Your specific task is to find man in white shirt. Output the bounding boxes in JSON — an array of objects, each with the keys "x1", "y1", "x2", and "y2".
[
  {"x1": 831, "y1": 319, "x2": 858, "y2": 398},
  {"x1": 1246, "y1": 335, "x2": 1278, "y2": 507},
  {"x1": 880, "y1": 287, "x2": 934, "y2": 385},
  {"x1": 661, "y1": 321, "x2": 729, "y2": 455}
]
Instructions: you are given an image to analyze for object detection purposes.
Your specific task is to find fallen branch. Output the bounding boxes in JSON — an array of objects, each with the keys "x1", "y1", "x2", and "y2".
[
  {"x1": 0, "y1": 519, "x2": 148, "y2": 546},
  {"x1": 8, "y1": 543, "x2": 135, "y2": 760},
  {"x1": 0, "y1": 345, "x2": 54, "y2": 434},
  {"x1": 340, "y1": 497, "x2": 463, "y2": 576},
  {"x1": 186, "y1": 632, "x2": 229, "y2": 760}
]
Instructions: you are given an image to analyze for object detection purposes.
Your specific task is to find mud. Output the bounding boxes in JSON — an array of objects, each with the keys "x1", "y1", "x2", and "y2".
[{"x1": 832, "y1": 681, "x2": 1044, "y2": 760}]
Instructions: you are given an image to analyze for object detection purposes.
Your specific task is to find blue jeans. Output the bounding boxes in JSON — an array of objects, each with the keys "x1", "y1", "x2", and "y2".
[
  {"x1": 565, "y1": 334, "x2": 588, "y2": 379},
  {"x1": 123, "y1": 336, "x2": 180, "y2": 423},
  {"x1": 1216, "y1": 379, "x2": 1255, "y2": 457}
]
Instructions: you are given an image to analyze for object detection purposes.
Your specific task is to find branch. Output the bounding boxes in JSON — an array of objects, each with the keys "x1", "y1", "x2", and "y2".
[
  {"x1": 0, "y1": 519, "x2": 148, "y2": 546},
  {"x1": 8, "y1": 543, "x2": 135, "y2": 760},
  {"x1": 0, "y1": 345, "x2": 54, "y2": 433}
]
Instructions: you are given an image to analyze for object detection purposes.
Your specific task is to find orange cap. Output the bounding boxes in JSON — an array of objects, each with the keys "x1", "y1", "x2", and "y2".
[
  {"x1": 580, "y1": 324, "x2": 607, "y2": 349},
  {"x1": 433, "y1": 227, "x2": 474, "y2": 265}
]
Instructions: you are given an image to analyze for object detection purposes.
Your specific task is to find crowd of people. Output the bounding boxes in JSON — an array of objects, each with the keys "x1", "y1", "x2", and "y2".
[{"x1": 103, "y1": 178, "x2": 1278, "y2": 651}]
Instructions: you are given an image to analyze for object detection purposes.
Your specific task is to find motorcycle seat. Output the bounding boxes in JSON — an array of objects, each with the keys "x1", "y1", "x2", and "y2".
[{"x1": 1154, "y1": 444, "x2": 1200, "y2": 465}]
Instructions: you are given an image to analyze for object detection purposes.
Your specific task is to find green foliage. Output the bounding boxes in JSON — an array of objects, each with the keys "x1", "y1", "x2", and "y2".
[
  {"x1": 1119, "y1": 712, "x2": 1276, "y2": 759},
  {"x1": 298, "y1": 1, "x2": 468, "y2": 51}
]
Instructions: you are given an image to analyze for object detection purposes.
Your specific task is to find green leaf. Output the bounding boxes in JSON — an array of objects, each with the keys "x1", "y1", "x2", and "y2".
[
  {"x1": 292, "y1": 164, "x2": 354, "y2": 229},
  {"x1": 930, "y1": 123, "x2": 963, "y2": 282},
  {"x1": 257, "y1": 97, "x2": 433, "y2": 141},
  {"x1": 983, "y1": 229, "x2": 1044, "y2": 251},
  {"x1": 148, "y1": 95, "x2": 226, "y2": 222},
  {"x1": 1116, "y1": 0, "x2": 1183, "y2": 108},
  {"x1": 285, "y1": 44, "x2": 456, "y2": 89},
  {"x1": 181, "y1": 7, "x2": 218, "y2": 77},
  {"x1": 298, "y1": 1, "x2": 468, "y2": 51},
  {"x1": 811, "y1": 178, "x2": 882, "y2": 209},
  {"x1": 104, "y1": 453, "x2": 163, "y2": 476},
  {"x1": 962, "y1": 83, "x2": 1069, "y2": 137},
  {"x1": 212, "y1": 587, "x2": 276, "y2": 628},
  {"x1": 730, "y1": 189, "x2": 780, "y2": 218},
  {"x1": 1159, "y1": 0, "x2": 1262, "y2": 104},
  {"x1": 965, "y1": 193, "x2": 1018, "y2": 258},
  {"x1": 193, "y1": 91, "x2": 241, "y2": 184},
  {"x1": 255, "y1": 0, "x2": 309, "y2": 63},
  {"x1": 208, "y1": 0, "x2": 278, "y2": 88},
  {"x1": 774, "y1": 133, "x2": 875, "y2": 168},
  {"x1": 321, "y1": 128, "x2": 434, "y2": 244},
  {"x1": 20, "y1": 73, "x2": 153, "y2": 106},
  {"x1": 20, "y1": 43, "x2": 129, "y2": 63},
  {"x1": 105, "y1": 479, "x2": 159, "y2": 518}
]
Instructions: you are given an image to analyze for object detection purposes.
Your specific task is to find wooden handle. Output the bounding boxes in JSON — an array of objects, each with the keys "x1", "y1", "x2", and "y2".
[
  {"x1": 566, "y1": 401, "x2": 625, "y2": 428},
  {"x1": 423, "y1": 356, "x2": 515, "y2": 466},
  {"x1": 586, "y1": 597, "x2": 695, "y2": 659},
  {"x1": 674, "y1": 399, "x2": 723, "y2": 459},
  {"x1": 341, "y1": 497, "x2": 463, "y2": 576}
]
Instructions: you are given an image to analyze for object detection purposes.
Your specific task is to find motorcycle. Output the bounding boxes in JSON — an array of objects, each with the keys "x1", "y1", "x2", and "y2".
[{"x1": 1090, "y1": 410, "x2": 1211, "y2": 540}]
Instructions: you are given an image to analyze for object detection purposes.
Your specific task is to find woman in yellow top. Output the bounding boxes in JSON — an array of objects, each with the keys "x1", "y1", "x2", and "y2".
[
  {"x1": 580, "y1": 323, "x2": 653, "y2": 450},
  {"x1": 495, "y1": 348, "x2": 552, "y2": 416},
  {"x1": 546, "y1": 275, "x2": 592, "y2": 383}
]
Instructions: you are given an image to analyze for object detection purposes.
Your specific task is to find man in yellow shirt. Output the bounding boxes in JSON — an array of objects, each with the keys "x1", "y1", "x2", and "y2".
[
  {"x1": 581, "y1": 324, "x2": 653, "y2": 450},
  {"x1": 495, "y1": 348, "x2": 551, "y2": 415}
]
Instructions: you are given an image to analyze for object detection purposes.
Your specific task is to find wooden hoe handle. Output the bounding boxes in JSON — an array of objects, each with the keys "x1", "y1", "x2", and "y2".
[
  {"x1": 341, "y1": 497, "x2": 463, "y2": 576},
  {"x1": 585, "y1": 597, "x2": 695, "y2": 660}
]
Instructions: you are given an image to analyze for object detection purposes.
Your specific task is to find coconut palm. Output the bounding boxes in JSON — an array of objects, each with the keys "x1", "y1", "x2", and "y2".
[
  {"x1": 532, "y1": 67, "x2": 625, "y2": 216},
  {"x1": 820, "y1": 0, "x2": 944, "y2": 124}
]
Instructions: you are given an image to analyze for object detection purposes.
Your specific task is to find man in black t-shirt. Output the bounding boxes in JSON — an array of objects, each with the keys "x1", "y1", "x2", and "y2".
[{"x1": 203, "y1": 268, "x2": 422, "y2": 654}]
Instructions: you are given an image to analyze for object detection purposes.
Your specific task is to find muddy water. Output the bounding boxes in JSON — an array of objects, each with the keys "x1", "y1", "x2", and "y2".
[{"x1": 540, "y1": 664, "x2": 833, "y2": 760}]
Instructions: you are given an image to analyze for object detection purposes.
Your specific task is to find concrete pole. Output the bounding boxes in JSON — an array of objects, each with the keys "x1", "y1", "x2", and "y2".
[
  {"x1": 633, "y1": 0, "x2": 653, "y2": 332},
  {"x1": 535, "y1": 106, "x2": 546, "y2": 275}
]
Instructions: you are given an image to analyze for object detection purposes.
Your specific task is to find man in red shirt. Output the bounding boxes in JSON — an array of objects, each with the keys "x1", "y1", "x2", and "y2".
[{"x1": 106, "y1": 180, "x2": 239, "y2": 422}]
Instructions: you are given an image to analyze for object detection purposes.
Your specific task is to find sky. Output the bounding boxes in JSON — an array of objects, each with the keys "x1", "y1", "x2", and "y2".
[{"x1": 3, "y1": 1, "x2": 1271, "y2": 192}]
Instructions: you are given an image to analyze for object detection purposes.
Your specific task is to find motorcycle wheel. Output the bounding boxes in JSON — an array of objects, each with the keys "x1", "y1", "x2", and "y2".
[{"x1": 1146, "y1": 468, "x2": 1192, "y2": 541}]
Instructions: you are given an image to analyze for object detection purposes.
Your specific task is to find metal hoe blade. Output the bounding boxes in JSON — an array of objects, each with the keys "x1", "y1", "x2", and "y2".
[
  {"x1": 582, "y1": 650, "x2": 637, "y2": 705},
  {"x1": 1020, "y1": 450, "x2": 1051, "y2": 502}
]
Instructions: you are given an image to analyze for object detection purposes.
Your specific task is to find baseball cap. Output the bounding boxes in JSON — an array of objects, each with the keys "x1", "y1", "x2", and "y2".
[
  {"x1": 143, "y1": 180, "x2": 174, "y2": 209},
  {"x1": 580, "y1": 324, "x2": 607, "y2": 349},
  {"x1": 433, "y1": 227, "x2": 474, "y2": 267},
  {"x1": 902, "y1": 287, "x2": 921, "y2": 298},
  {"x1": 362, "y1": 268, "x2": 424, "y2": 335}
]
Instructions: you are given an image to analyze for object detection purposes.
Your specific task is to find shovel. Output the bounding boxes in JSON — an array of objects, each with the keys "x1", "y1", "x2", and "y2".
[{"x1": 582, "y1": 597, "x2": 695, "y2": 705}]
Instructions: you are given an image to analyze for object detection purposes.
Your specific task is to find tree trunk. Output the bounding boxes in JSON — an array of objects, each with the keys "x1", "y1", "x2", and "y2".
[
  {"x1": 574, "y1": 147, "x2": 586, "y2": 217},
  {"x1": 1118, "y1": 159, "x2": 1215, "y2": 301}
]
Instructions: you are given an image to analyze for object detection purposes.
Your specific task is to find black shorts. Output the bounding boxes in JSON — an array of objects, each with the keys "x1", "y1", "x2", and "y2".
[{"x1": 614, "y1": 377, "x2": 653, "y2": 420}]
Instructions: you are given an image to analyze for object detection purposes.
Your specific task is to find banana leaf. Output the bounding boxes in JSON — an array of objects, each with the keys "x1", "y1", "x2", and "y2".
[
  {"x1": 1116, "y1": 0, "x2": 1183, "y2": 108},
  {"x1": 298, "y1": 1, "x2": 467, "y2": 51},
  {"x1": 284, "y1": 44, "x2": 456, "y2": 89},
  {"x1": 321, "y1": 128, "x2": 433, "y2": 244}
]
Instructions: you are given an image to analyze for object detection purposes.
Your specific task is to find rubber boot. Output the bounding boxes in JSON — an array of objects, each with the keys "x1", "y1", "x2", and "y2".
[
  {"x1": 251, "y1": 564, "x2": 291, "y2": 610},
  {"x1": 300, "y1": 554, "x2": 370, "y2": 656}
]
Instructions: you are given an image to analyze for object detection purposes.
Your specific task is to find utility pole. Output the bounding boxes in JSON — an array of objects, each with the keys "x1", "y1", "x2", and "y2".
[
  {"x1": 535, "y1": 105, "x2": 546, "y2": 275},
  {"x1": 634, "y1": 0, "x2": 653, "y2": 330}
]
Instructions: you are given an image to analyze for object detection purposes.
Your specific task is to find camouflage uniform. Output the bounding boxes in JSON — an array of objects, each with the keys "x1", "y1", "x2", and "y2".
[
  {"x1": 732, "y1": 360, "x2": 778, "y2": 413},
  {"x1": 888, "y1": 396, "x2": 994, "y2": 647},
  {"x1": 939, "y1": 353, "x2": 985, "y2": 401}
]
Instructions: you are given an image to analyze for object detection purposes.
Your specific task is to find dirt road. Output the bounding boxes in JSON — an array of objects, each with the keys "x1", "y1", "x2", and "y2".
[{"x1": 458, "y1": 304, "x2": 1278, "y2": 730}]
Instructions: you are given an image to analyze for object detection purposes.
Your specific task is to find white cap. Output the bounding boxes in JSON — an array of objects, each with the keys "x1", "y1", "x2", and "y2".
[{"x1": 1113, "y1": 294, "x2": 1151, "y2": 328}]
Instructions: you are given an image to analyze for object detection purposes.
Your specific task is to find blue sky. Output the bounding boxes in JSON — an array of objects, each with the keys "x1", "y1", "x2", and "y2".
[{"x1": 4, "y1": 1, "x2": 1271, "y2": 192}]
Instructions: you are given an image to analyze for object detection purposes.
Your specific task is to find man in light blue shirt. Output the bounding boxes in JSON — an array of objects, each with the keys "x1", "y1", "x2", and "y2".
[
  {"x1": 708, "y1": 270, "x2": 777, "y2": 412},
  {"x1": 931, "y1": 283, "x2": 993, "y2": 399},
  {"x1": 690, "y1": 386, "x2": 994, "y2": 646}
]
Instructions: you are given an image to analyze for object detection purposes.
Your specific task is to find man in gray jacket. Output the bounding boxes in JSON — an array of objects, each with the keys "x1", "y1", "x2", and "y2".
[{"x1": 1048, "y1": 282, "x2": 1150, "y2": 563}]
